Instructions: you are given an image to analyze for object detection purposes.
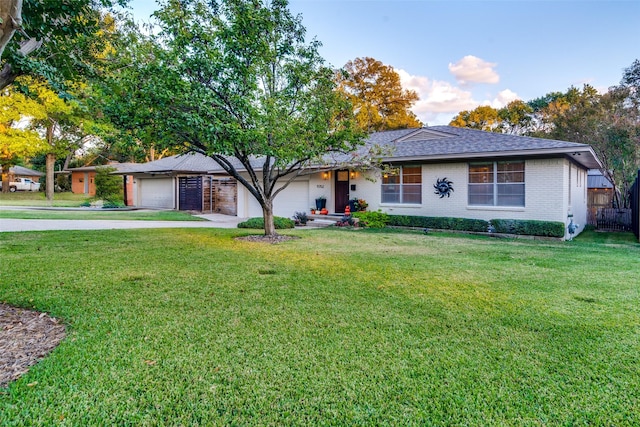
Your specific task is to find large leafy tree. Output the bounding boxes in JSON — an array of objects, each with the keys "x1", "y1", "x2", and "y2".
[
  {"x1": 449, "y1": 105, "x2": 500, "y2": 132},
  {"x1": 450, "y1": 101, "x2": 533, "y2": 135},
  {"x1": 0, "y1": 0, "x2": 126, "y2": 91},
  {"x1": 111, "y1": 0, "x2": 364, "y2": 236},
  {"x1": 541, "y1": 83, "x2": 639, "y2": 207},
  {"x1": 97, "y1": 21, "x2": 178, "y2": 163},
  {"x1": 338, "y1": 56, "x2": 422, "y2": 132},
  {"x1": 29, "y1": 80, "x2": 102, "y2": 201},
  {"x1": 0, "y1": 1, "x2": 126, "y2": 194},
  {"x1": 497, "y1": 100, "x2": 533, "y2": 135},
  {"x1": 0, "y1": 78, "x2": 46, "y2": 192}
]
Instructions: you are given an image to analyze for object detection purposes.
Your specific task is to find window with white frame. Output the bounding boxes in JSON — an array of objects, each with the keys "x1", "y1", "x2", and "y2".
[
  {"x1": 468, "y1": 161, "x2": 525, "y2": 207},
  {"x1": 381, "y1": 165, "x2": 422, "y2": 204}
]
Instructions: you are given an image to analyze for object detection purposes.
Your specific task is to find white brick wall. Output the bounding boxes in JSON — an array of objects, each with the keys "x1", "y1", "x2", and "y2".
[
  {"x1": 350, "y1": 158, "x2": 589, "y2": 237},
  {"x1": 566, "y1": 161, "x2": 588, "y2": 238},
  {"x1": 236, "y1": 158, "x2": 590, "y2": 239}
]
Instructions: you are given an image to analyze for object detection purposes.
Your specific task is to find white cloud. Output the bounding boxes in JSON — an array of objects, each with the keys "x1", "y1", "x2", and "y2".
[
  {"x1": 399, "y1": 69, "x2": 478, "y2": 125},
  {"x1": 398, "y1": 69, "x2": 522, "y2": 125},
  {"x1": 448, "y1": 55, "x2": 500, "y2": 85},
  {"x1": 483, "y1": 89, "x2": 520, "y2": 108}
]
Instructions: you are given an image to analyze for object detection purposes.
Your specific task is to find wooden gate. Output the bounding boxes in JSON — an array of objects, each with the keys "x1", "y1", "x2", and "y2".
[
  {"x1": 203, "y1": 178, "x2": 237, "y2": 215},
  {"x1": 631, "y1": 170, "x2": 639, "y2": 239},
  {"x1": 178, "y1": 176, "x2": 203, "y2": 211},
  {"x1": 587, "y1": 188, "x2": 614, "y2": 226},
  {"x1": 596, "y1": 208, "x2": 632, "y2": 231}
]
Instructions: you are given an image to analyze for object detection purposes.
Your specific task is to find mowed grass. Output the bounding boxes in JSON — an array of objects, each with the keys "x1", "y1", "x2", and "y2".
[
  {"x1": 0, "y1": 192, "x2": 88, "y2": 207},
  {"x1": 0, "y1": 227, "x2": 639, "y2": 425}
]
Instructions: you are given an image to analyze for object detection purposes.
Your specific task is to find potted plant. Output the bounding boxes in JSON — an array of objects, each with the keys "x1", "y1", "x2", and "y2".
[
  {"x1": 293, "y1": 211, "x2": 309, "y2": 226},
  {"x1": 349, "y1": 198, "x2": 368, "y2": 212},
  {"x1": 315, "y1": 195, "x2": 327, "y2": 210},
  {"x1": 355, "y1": 198, "x2": 368, "y2": 212}
]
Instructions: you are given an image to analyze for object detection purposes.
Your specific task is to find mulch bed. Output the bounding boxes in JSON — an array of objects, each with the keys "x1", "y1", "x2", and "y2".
[{"x1": 0, "y1": 304, "x2": 66, "y2": 388}]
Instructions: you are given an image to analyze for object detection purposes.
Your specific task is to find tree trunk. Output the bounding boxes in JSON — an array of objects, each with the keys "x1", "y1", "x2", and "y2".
[
  {"x1": 0, "y1": 1, "x2": 43, "y2": 91},
  {"x1": 0, "y1": 62, "x2": 17, "y2": 89},
  {"x1": 45, "y1": 152, "x2": 55, "y2": 202},
  {"x1": 0, "y1": 0, "x2": 22, "y2": 59},
  {"x1": 45, "y1": 122, "x2": 55, "y2": 202},
  {"x1": 1, "y1": 162, "x2": 10, "y2": 193},
  {"x1": 262, "y1": 199, "x2": 277, "y2": 236},
  {"x1": 62, "y1": 153, "x2": 72, "y2": 170}
]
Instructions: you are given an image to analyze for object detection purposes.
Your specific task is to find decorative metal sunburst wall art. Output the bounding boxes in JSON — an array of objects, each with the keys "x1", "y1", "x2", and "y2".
[{"x1": 434, "y1": 177, "x2": 454, "y2": 198}]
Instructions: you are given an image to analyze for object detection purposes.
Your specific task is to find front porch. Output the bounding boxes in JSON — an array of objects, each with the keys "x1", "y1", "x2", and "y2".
[{"x1": 304, "y1": 213, "x2": 343, "y2": 228}]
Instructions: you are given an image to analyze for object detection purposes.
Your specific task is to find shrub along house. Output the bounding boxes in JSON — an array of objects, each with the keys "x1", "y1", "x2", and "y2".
[{"x1": 127, "y1": 126, "x2": 601, "y2": 239}]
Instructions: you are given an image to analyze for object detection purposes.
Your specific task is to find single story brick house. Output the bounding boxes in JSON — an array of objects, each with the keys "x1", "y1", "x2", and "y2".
[
  {"x1": 66, "y1": 163, "x2": 136, "y2": 205},
  {"x1": 126, "y1": 126, "x2": 602, "y2": 238},
  {"x1": 1, "y1": 165, "x2": 44, "y2": 182}
]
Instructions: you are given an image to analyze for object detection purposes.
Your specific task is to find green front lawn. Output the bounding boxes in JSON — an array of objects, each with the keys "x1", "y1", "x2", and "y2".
[
  {"x1": 0, "y1": 191, "x2": 89, "y2": 207},
  {"x1": 1, "y1": 228, "x2": 638, "y2": 425}
]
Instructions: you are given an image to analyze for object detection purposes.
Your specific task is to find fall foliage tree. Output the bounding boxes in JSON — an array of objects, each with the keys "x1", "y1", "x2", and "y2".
[
  {"x1": 338, "y1": 57, "x2": 422, "y2": 132},
  {"x1": 449, "y1": 105, "x2": 500, "y2": 132},
  {"x1": 497, "y1": 100, "x2": 533, "y2": 134},
  {"x1": 0, "y1": 78, "x2": 46, "y2": 192},
  {"x1": 0, "y1": 76, "x2": 106, "y2": 197},
  {"x1": 29, "y1": 80, "x2": 102, "y2": 201}
]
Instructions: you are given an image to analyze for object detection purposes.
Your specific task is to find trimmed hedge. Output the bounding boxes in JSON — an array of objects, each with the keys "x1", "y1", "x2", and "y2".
[
  {"x1": 388, "y1": 215, "x2": 489, "y2": 232},
  {"x1": 490, "y1": 219, "x2": 565, "y2": 237},
  {"x1": 237, "y1": 216, "x2": 295, "y2": 229},
  {"x1": 103, "y1": 201, "x2": 125, "y2": 209},
  {"x1": 352, "y1": 211, "x2": 390, "y2": 228},
  {"x1": 385, "y1": 214, "x2": 566, "y2": 238}
]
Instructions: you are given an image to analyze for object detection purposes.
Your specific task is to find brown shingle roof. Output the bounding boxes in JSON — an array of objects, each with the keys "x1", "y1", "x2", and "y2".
[
  {"x1": 368, "y1": 126, "x2": 601, "y2": 169},
  {"x1": 123, "y1": 126, "x2": 603, "y2": 174}
]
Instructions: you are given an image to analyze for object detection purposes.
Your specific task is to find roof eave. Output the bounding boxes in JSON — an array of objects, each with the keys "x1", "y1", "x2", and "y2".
[{"x1": 383, "y1": 147, "x2": 602, "y2": 169}]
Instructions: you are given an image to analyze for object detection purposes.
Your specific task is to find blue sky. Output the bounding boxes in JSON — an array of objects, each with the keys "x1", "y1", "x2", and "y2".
[{"x1": 128, "y1": 0, "x2": 639, "y2": 125}]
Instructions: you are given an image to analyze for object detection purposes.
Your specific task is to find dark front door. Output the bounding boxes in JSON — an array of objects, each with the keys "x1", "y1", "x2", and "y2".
[
  {"x1": 334, "y1": 170, "x2": 350, "y2": 213},
  {"x1": 179, "y1": 176, "x2": 203, "y2": 211}
]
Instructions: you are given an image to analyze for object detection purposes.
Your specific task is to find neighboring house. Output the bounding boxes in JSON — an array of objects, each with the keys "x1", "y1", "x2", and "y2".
[
  {"x1": 68, "y1": 165, "x2": 98, "y2": 195},
  {"x1": 66, "y1": 163, "x2": 136, "y2": 205},
  {"x1": 1, "y1": 165, "x2": 44, "y2": 183},
  {"x1": 127, "y1": 126, "x2": 602, "y2": 239},
  {"x1": 119, "y1": 154, "x2": 240, "y2": 215}
]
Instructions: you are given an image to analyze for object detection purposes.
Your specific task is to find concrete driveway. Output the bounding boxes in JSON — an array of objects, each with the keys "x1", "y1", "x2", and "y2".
[{"x1": 0, "y1": 211, "x2": 244, "y2": 233}]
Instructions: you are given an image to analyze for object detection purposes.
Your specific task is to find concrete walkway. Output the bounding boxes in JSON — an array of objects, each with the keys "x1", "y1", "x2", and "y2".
[{"x1": 0, "y1": 209, "x2": 244, "y2": 233}]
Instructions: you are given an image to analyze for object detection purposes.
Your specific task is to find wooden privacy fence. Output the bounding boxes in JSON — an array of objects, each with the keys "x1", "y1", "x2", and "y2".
[
  {"x1": 632, "y1": 170, "x2": 639, "y2": 239},
  {"x1": 596, "y1": 208, "x2": 632, "y2": 231}
]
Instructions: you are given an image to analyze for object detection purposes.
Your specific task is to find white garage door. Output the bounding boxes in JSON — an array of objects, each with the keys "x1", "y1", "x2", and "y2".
[
  {"x1": 138, "y1": 178, "x2": 174, "y2": 209},
  {"x1": 273, "y1": 181, "x2": 309, "y2": 218}
]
